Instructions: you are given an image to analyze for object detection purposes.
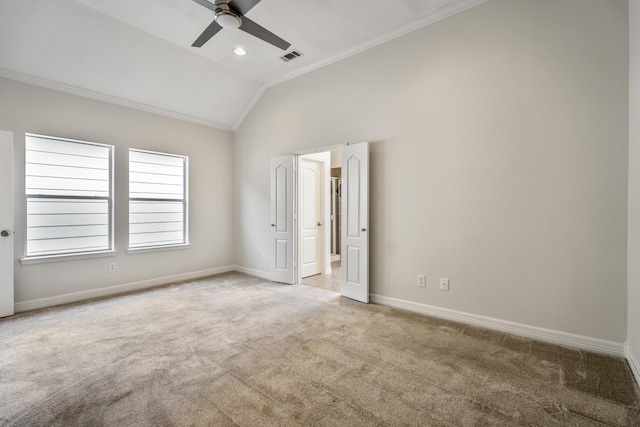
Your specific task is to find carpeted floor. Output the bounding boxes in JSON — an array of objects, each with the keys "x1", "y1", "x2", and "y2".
[{"x1": 0, "y1": 272, "x2": 639, "y2": 426}]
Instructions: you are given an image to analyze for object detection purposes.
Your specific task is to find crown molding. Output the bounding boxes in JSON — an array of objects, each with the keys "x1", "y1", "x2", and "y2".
[
  {"x1": 233, "y1": 0, "x2": 488, "y2": 129},
  {"x1": 264, "y1": 0, "x2": 488, "y2": 89},
  {"x1": 3, "y1": 0, "x2": 488, "y2": 133},
  {"x1": 0, "y1": 68, "x2": 234, "y2": 131},
  {"x1": 232, "y1": 83, "x2": 267, "y2": 131}
]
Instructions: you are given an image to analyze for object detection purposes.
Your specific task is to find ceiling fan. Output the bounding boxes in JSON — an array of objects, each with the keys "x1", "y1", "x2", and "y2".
[{"x1": 191, "y1": 0, "x2": 291, "y2": 50}]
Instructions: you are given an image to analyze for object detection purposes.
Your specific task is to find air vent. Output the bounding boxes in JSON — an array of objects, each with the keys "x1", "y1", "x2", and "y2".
[{"x1": 280, "y1": 50, "x2": 303, "y2": 62}]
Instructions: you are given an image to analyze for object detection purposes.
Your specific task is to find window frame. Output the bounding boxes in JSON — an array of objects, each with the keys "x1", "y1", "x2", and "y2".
[
  {"x1": 127, "y1": 148, "x2": 189, "y2": 252},
  {"x1": 21, "y1": 133, "x2": 116, "y2": 264}
]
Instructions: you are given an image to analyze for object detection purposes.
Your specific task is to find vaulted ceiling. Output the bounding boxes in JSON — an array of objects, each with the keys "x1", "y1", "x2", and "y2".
[{"x1": 0, "y1": 0, "x2": 486, "y2": 130}]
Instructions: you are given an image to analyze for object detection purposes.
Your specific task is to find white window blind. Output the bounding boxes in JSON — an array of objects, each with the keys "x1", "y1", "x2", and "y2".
[
  {"x1": 25, "y1": 134, "x2": 113, "y2": 257},
  {"x1": 129, "y1": 149, "x2": 188, "y2": 249}
]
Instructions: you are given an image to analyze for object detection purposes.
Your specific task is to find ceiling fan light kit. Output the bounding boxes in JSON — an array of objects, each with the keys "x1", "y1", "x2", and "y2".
[
  {"x1": 191, "y1": 0, "x2": 291, "y2": 51},
  {"x1": 216, "y1": 11, "x2": 242, "y2": 29}
]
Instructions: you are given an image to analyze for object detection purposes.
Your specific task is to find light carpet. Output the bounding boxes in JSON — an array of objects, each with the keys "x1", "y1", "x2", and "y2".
[{"x1": 0, "y1": 272, "x2": 638, "y2": 426}]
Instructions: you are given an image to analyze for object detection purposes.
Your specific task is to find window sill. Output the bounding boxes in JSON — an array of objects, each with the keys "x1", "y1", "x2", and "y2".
[
  {"x1": 127, "y1": 244, "x2": 191, "y2": 255},
  {"x1": 20, "y1": 250, "x2": 118, "y2": 265}
]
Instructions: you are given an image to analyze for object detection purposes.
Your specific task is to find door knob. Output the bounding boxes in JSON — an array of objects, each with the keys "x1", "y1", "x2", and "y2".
[
  {"x1": 270, "y1": 224, "x2": 275, "y2": 227},
  {"x1": 317, "y1": 222, "x2": 322, "y2": 226},
  {"x1": 361, "y1": 228, "x2": 367, "y2": 232},
  {"x1": 1, "y1": 230, "x2": 10, "y2": 237}
]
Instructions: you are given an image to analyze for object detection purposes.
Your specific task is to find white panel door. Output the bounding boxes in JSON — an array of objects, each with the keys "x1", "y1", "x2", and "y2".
[
  {"x1": 0, "y1": 131, "x2": 14, "y2": 317},
  {"x1": 300, "y1": 158, "x2": 322, "y2": 278},
  {"x1": 341, "y1": 142, "x2": 369, "y2": 303},
  {"x1": 270, "y1": 155, "x2": 295, "y2": 284}
]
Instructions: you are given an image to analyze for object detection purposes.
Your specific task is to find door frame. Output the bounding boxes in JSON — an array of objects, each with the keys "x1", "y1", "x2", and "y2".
[
  {"x1": 330, "y1": 176, "x2": 340, "y2": 262},
  {"x1": 293, "y1": 145, "x2": 344, "y2": 284}
]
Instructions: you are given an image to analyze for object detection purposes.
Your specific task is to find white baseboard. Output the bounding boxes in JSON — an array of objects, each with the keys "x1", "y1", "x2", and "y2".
[
  {"x1": 370, "y1": 294, "x2": 625, "y2": 358},
  {"x1": 14, "y1": 265, "x2": 235, "y2": 313},
  {"x1": 233, "y1": 265, "x2": 271, "y2": 280},
  {"x1": 626, "y1": 343, "x2": 640, "y2": 387},
  {"x1": 13, "y1": 268, "x2": 629, "y2": 363}
]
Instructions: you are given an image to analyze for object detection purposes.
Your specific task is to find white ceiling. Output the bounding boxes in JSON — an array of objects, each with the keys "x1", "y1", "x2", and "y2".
[{"x1": 0, "y1": 0, "x2": 486, "y2": 130}]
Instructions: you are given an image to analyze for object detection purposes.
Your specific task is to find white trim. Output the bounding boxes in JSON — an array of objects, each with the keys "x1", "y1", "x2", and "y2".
[
  {"x1": 14, "y1": 265, "x2": 234, "y2": 312},
  {"x1": 20, "y1": 250, "x2": 118, "y2": 265},
  {"x1": 127, "y1": 244, "x2": 191, "y2": 255},
  {"x1": 1, "y1": 0, "x2": 487, "y2": 133},
  {"x1": 233, "y1": 265, "x2": 271, "y2": 280},
  {"x1": 293, "y1": 143, "x2": 347, "y2": 156},
  {"x1": 233, "y1": 84, "x2": 266, "y2": 131},
  {"x1": 370, "y1": 294, "x2": 625, "y2": 357},
  {"x1": 232, "y1": 1, "x2": 488, "y2": 130},
  {"x1": 264, "y1": 0, "x2": 488, "y2": 89},
  {"x1": 626, "y1": 343, "x2": 640, "y2": 387},
  {"x1": 0, "y1": 69, "x2": 233, "y2": 131}
]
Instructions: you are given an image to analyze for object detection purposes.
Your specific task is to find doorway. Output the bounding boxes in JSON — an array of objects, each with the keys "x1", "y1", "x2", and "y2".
[
  {"x1": 298, "y1": 150, "x2": 341, "y2": 292},
  {"x1": 270, "y1": 141, "x2": 369, "y2": 302},
  {"x1": 300, "y1": 260, "x2": 341, "y2": 293}
]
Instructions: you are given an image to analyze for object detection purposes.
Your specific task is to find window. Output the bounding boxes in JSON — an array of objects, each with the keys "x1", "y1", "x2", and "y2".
[
  {"x1": 129, "y1": 149, "x2": 188, "y2": 249},
  {"x1": 25, "y1": 134, "x2": 114, "y2": 258}
]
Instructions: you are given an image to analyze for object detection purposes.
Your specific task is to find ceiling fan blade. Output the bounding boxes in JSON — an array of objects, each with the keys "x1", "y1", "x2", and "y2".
[
  {"x1": 229, "y1": 0, "x2": 261, "y2": 15},
  {"x1": 192, "y1": 20, "x2": 223, "y2": 47},
  {"x1": 239, "y1": 16, "x2": 290, "y2": 50},
  {"x1": 192, "y1": 0, "x2": 217, "y2": 13}
]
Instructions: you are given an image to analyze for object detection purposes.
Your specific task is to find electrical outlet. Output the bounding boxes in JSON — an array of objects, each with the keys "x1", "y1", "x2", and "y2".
[
  {"x1": 440, "y1": 278, "x2": 449, "y2": 291},
  {"x1": 417, "y1": 275, "x2": 426, "y2": 287},
  {"x1": 256, "y1": 251, "x2": 261, "y2": 260},
  {"x1": 109, "y1": 263, "x2": 116, "y2": 273}
]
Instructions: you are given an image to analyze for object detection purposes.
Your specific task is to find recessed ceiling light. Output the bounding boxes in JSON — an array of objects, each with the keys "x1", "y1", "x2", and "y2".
[{"x1": 233, "y1": 47, "x2": 247, "y2": 56}]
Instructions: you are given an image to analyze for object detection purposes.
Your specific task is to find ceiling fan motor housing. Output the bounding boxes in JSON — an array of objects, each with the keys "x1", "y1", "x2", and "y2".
[
  {"x1": 192, "y1": 0, "x2": 290, "y2": 50},
  {"x1": 214, "y1": 3, "x2": 242, "y2": 29}
]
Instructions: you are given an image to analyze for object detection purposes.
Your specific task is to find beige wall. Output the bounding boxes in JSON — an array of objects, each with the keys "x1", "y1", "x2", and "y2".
[
  {"x1": 234, "y1": 0, "x2": 629, "y2": 342},
  {"x1": 628, "y1": 0, "x2": 640, "y2": 367},
  {"x1": 0, "y1": 78, "x2": 234, "y2": 303}
]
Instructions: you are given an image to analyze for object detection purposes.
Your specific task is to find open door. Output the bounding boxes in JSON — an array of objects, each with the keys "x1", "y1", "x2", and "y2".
[
  {"x1": 0, "y1": 131, "x2": 14, "y2": 317},
  {"x1": 270, "y1": 155, "x2": 296, "y2": 284},
  {"x1": 341, "y1": 142, "x2": 369, "y2": 303}
]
